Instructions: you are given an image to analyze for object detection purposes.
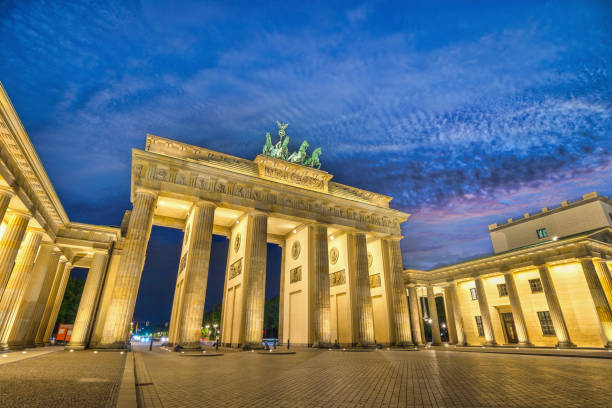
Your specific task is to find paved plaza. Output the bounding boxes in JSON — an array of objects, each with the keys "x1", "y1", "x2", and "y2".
[{"x1": 0, "y1": 346, "x2": 611, "y2": 407}]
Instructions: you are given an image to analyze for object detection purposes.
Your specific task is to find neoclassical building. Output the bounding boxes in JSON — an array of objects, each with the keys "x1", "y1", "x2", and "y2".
[
  {"x1": 405, "y1": 193, "x2": 612, "y2": 348},
  {"x1": 0, "y1": 80, "x2": 610, "y2": 352}
]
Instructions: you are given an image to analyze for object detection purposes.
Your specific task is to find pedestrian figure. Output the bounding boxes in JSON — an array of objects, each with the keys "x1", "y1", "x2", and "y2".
[
  {"x1": 215, "y1": 339, "x2": 219, "y2": 351},
  {"x1": 333, "y1": 339, "x2": 340, "y2": 349},
  {"x1": 287, "y1": 338, "x2": 290, "y2": 350},
  {"x1": 149, "y1": 337, "x2": 153, "y2": 351}
]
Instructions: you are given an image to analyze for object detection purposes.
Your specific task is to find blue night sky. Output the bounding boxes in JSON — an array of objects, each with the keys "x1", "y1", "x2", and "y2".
[{"x1": 1, "y1": 1, "x2": 611, "y2": 323}]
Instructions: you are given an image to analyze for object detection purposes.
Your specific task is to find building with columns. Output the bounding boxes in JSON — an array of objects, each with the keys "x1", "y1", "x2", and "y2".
[
  {"x1": 405, "y1": 193, "x2": 612, "y2": 348},
  {"x1": 2, "y1": 78, "x2": 611, "y2": 352}
]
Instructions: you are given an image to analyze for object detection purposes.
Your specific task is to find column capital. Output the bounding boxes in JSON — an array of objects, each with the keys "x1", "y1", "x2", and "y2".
[
  {"x1": 248, "y1": 209, "x2": 268, "y2": 217},
  {"x1": 134, "y1": 187, "x2": 158, "y2": 198},
  {"x1": 0, "y1": 186, "x2": 15, "y2": 198},
  {"x1": 6, "y1": 208, "x2": 32, "y2": 219},
  {"x1": 191, "y1": 200, "x2": 216, "y2": 210},
  {"x1": 385, "y1": 235, "x2": 403, "y2": 242}
]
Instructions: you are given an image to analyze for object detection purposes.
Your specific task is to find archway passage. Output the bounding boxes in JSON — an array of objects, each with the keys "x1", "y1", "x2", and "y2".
[{"x1": 91, "y1": 135, "x2": 410, "y2": 350}]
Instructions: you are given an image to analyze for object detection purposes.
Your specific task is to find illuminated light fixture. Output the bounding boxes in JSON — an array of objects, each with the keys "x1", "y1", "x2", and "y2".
[
  {"x1": 428, "y1": 318, "x2": 433, "y2": 324},
  {"x1": 93, "y1": 351, "x2": 98, "y2": 354},
  {"x1": 330, "y1": 236, "x2": 334, "y2": 240},
  {"x1": 236, "y1": 219, "x2": 240, "y2": 224},
  {"x1": 293, "y1": 229, "x2": 297, "y2": 234},
  {"x1": 21, "y1": 351, "x2": 27, "y2": 354},
  {"x1": 120, "y1": 351, "x2": 124, "y2": 354},
  {"x1": 441, "y1": 323, "x2": 446, "y2": 328},
  {"x1": 1, "y1": 354, "x2": 7, "y2": 358},
  {"x1": 328, "y1": 348, "x2": 332, "y2": 351},
  {"x1": 203, "y1": 350, "x2": 206, "y2": 354},
  {"x1": 69, "y1": 349, "x2": 74, "y2": 352},
  {"x1": 552, "y1": 236, "x2": 558, "y2": 241}
]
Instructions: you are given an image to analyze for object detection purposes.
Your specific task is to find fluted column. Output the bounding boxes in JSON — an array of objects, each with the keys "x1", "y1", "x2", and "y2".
[
  {"x1": 35, "y1": 258, "x2": 68, "y2": 346},
  {"x1": 0, "y1": 211, "x2": 30, "y2": 301},
  {"x1": 42, "y1": 261, "x2": 72, "y2": 345},
  {"x1": 504, "y1": 271, "x2": 531, "y2": 346},
  {"x1": 311, "y1": 224, "x2": 331, "y2": 347},
  {"x1": 241, "y1": 212, "x2": 268, "y2": 348},
  {"x1": 474, "y1": 277, "x2": 496, "y2": 345},
  {"x1": 8, "y1": 244, "x2": 56, "y2": 349},
  {"x1": 538, "y1": 265, "x2": 574, "y2": 347},
  {"x1": 67, "y1": 252, "x2": 109, "y2": 349},
  {"x1": 99, "y1": 190, "x2": 156, "y2": 348},
  {"x1": 426, "y1": 286, "x2": 442, "y2": 345},
  {"x1": 278, "y1": 242, "x2": 286, "y2": 343},
  {"x1": 386, "y1": 238, "x2": 413, "y2": 345},
  {"x1": 350, "y1": 233, "x2": 375, "y2": 346},
  {"x1": 442, "y1": 287, "x2": 457, "y2": 344},
  {"x1": 580, "y1": 259, "x2": 612, "y2": 347},
  {"x1": 408, "y1": 286, "x2": 424, "y2": 345},
  {"x1": 23, "y1": 250, "x2": 61, "y2": 347},
  {"x1": 177, "y1": 202, "x2": 215, "y2": 349},
  {"x1": 448, "y1": 283, "x2": 466, "y2": 345},
  {"x1": 0, "y1": 186, "x2": 14, "y2": 226},
  {"x1": 0, "y1": 229, "x2": 43, "y2": 350},
  {"x1": 593, "y1": 260, "x2": 612, "y2": 309}
]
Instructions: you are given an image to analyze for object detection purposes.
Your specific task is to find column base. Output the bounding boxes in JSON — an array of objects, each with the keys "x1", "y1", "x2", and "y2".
[
  {"x1": 555, "y1": 341, "x2": 576, "y2": 348},
  {"x1": 65, "y1": 343, "x2": 87, "y2": 351},
  {"x1": 311, "y1": 341, "x2": 331, "y2": 349},
  {"x1": 0, "y1": 343, "x2": 10, "y2": 351},
  {"x1": 394, "y1": 341, "x2": 414, "y2": 347},
  {"x1": 484, "y1": 341, "x2": 498, "y2": 346},
  {"x1": 242, "y1": 344, "x2": 265, "y2": 351},
  {"x1": 177, "y1": 343, "x2": 201, "y2": 351},
  {"x1": 517, "y1": 342, "x2": 533, "y2": 347},
  {"x1": 95, "y1": 342, "x2": 129, "y2": 350},
  {"x1": 605, "y1": 342, "x2": 612, "y2": 349}
]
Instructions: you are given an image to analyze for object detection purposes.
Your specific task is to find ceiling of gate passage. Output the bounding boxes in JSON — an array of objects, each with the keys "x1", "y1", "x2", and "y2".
[{"x1": 1, "y1": 1, "x2": 610, "y2": 270}]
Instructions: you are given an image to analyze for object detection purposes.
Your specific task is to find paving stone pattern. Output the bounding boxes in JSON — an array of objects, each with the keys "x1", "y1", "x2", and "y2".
[
  {"x1": 0, "y1": 350, "x2": 125, "y2": 408},
  {"x1": 139, "y1": 348, "x2": 612, "y2": 407}
]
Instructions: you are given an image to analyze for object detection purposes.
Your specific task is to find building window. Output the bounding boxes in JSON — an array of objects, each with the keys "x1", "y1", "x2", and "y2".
[
  {"x1": 537, "y1": 311, "x2": 555, "y2": 335},
  {"x1": 497, "y1": 283, "x2": 508, "y2": 297},
  {"x1": 529, "y1": 279, "x2": 543, "y2": 293},
  {"x1": 475, "y1": 316, "x2": 485, "y2": 336},
  {"x1": 470, "y1": 288, "x2": 478, "y2": 300},
  {"x1": 536, "y1": 228, "x2": 548, "y2": 239}
]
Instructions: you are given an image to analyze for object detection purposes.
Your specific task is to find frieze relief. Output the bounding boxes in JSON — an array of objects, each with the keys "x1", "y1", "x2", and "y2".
[
  {"x1": 330, "y1": 269, "x2": 346, "y2": 287},
  {"x1": 229, "y1": 258, "x2": 242, "y2": 280},
  {"x1": 290, "y1": 266, "x2": 302, "y2": 283},
  {"x1": 369, "y1": 273, "x2": 381, "y2": 288},
  {"x1": 133, "y1": 160, "x2": 403, "y2": 232}
]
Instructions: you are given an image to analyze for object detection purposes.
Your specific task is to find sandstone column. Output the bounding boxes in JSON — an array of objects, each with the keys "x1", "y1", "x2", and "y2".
[
  {"x1": 593, "y1": 260, "x2": 612, "y2": 309},
  {"x1": 67, "y1": 252, "x2": 109, "y2": 349},
  {"x1": 0, "y1": 186, "x2": 14, "y2": 226},
  {"x1": 34, "y1": 258, "x2": 68, "y2": 346},
  {"x1": 7, "y1": 244, "x2": 55, "y2": 349},
  {"x1": 580, "y1": 259, "x2": 612, "y2": 347},
  {"x1": 504, "y1": 271, "x2": 531, "y2": 346},
  {"x1": 0, "y1": 229, "x2": 43, "y2": 350},
  {"x1": 408, "y1": 286, "x2": 424, "y2": 345},
  {"x1": 350, "y1": 233, "x2": 374, "y2": 346},
  {"x1": 43, "y1": 261, "x2": 72, "y2": 345},
  {"x1": 538, "y1": 265, "x2": 574, "y2": 347},
  {"x1": 277, "y1": 242, "x2": 285, "y2": 343},
  {"x1": 426, "y1": 286, "x2": 442, "y2": 345},
  {"x1": 311, "y1": 224, "x2": 331, "y2": 347},
  {"x1": 241, "y1": 212, "x2": 268, "y2": 348},
  {"x1": 177, "y1": 202, "x2": 215, "y2": 349},
  {"x1": 386, "y1": 238, "x2": 413, "y2": 345},
  {"x1": 99, "y1": 190, "x2": 156, "y2": 348},
  {"x1": 0, "y1": 211, "x2": 30, "y2": 300},
  {"x1": 474, "y1": 277, "x2": 496, "y2": 345},
  {"x1": 23, "y1": 249, "x2": 61, "y2": 347},
  {"x1": 442, "y1": 287, "x2": 458, "y2": 344},
  {"x1": 447, "y1": 283, "x2": 466, "y2": 345}
]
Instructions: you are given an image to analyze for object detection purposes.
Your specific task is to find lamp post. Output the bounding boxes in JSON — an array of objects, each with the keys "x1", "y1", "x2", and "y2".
[{"x1": 213, "y1": 323, "x2": 219, "y2": 351}]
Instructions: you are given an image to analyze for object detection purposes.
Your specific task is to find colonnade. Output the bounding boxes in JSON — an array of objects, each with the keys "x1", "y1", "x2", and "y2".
[
  {"x1": 89, "y1": 189, "x2": 414, "y2": 349},
  {"x1": 410, "y1": 259, "x2": 612, "y2": 348}
]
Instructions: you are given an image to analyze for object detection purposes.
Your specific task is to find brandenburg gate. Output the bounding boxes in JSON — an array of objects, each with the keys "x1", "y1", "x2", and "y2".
[{"x1": 90, "y1": 127, "x2": 411, "y2": 349}]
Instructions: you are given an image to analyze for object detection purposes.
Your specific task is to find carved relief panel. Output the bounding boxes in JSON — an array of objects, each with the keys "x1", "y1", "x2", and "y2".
[
  {"x1": 330, "y1": 269, "x2": 346, "y2": 287},
  {"x1": 290, "y1": 266, "x2": 302, "y2": 283},
  {"x1": 369, "y1": 274, "x2": 381, "y2": 288},
  {"x1": 229, "y1": 258, "x2": 242, "y2": 280}
]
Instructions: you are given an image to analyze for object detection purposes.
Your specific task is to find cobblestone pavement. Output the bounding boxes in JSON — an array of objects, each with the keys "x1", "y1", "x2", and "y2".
[
  {"x1": 0, "y1": 349, "x2": 125, "y2": 408},
  {"x1": 138, "y1": 347, "x2": 612, "y2": 408}
]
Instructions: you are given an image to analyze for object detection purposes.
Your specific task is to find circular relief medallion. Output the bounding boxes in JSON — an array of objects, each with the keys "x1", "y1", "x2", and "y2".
[
  {"x1": 291, "y1": 241, "x2": 301, "y2": 260},
  {"x1": 329, "y1": 247, "x2": 339, "y2": 265},
  {"x1": 234, "y1": 232, "x2": 241, "y2": 253},
  {"x1": 367, "y1": 252, "x2": 373, "y2": 268}
]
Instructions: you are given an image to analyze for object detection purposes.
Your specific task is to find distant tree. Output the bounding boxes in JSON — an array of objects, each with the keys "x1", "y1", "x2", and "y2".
[
  {"x1": 54, "y1": 277, "x2": 85, "y2": 334},
  {"x1": 202, "y1": 302, "x2": 222, "y2": 340},
  {"x1": 264, "y1": 296, "x2": 279, "y2": 337}
]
